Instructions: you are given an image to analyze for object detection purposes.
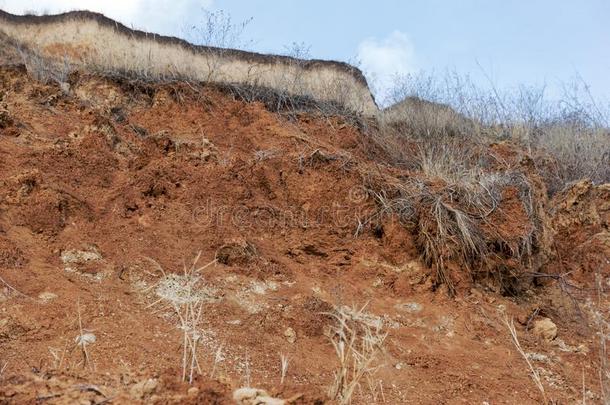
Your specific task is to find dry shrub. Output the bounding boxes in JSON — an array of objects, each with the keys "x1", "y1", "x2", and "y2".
[
  {"x1": 384, "y1": 71, "x2": 610, "y2": 195},
  {"x1": 533, "y1": 125, "x2": 610, "y2": 195}
]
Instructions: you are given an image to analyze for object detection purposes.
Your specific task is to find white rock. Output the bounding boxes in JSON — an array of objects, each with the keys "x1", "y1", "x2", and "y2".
[
  {"x1": 233, "y1": 387, "x2": 285, "y2": 405},
  {"x1": 75, "y1": 332, "x2": 96, "y2": 346}
]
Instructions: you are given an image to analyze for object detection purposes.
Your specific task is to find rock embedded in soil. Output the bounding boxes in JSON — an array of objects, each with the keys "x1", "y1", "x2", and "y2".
[
  {"x1": 395, "y1": 302, "x2": 423, "y2": 313},
  {"x1": 75, "y1": 332, "x2": 96, "y2": 347},
  {"x1": 215, "y1": 239, "x2": 258, "y2": 266},
  {"x1": 284, "y1": 326, "x2": 297, "y2": 343},
  {"x1": 129, "y1": 378, "x2": 158, "y2": 399},
  {"x1": 532, "y1": 317, "x2": 557, "y2": 342},
  {"x1": 233, "y1": 387, "x2": 286, "y2": 405},
  {"x1": 60, "y1": 247, "x2": 102, "y2": 264},
  {"x1": 38, "y1": 292, "x2": 58, "y2": 302}
]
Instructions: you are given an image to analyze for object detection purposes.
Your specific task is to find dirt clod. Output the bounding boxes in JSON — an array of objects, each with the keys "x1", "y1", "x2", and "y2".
[
  {"x1": 532, "y1": 317, "x2": 558, "y2": 342},
  {"x1": 130, "y1": 378, "x2": 158, "y2": 399}
]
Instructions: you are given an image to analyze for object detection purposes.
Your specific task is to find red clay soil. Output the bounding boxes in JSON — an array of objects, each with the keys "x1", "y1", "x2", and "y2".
[{"x1": 0, "y1": 65, "x2": 608, "y2": 404}]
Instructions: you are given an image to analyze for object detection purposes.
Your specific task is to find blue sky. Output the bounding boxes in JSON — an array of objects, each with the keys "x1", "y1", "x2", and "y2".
[{"x1": 1, "y1": 0, "x2": 608, "y2": 103}]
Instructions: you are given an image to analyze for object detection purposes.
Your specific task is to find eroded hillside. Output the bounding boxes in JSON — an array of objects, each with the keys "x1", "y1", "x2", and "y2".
[{"x1": 0, "y1": 59, "x2": 608, "y2": 404}]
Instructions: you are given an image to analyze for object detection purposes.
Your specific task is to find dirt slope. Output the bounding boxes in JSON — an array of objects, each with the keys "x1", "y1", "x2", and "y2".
[{"x1": 0, "y1": 65, "x2": 608, "y2": 404}]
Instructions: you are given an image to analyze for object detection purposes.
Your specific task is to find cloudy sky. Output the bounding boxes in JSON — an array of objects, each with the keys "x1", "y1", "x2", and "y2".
[{"x1": 1, "y1": 0, "x2": 608, "y2": 104}]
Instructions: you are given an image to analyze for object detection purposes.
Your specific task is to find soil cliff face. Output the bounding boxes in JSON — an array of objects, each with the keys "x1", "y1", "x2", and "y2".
[
  {"x1": 0, "y1": 62, "x2": 608, "y2": 404},
  {"x1": 551, "y1": 180, "x2": 610, "y2": 281}
]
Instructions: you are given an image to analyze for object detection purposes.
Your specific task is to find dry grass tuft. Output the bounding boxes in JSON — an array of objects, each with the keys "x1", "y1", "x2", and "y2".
[
  {"x1": 416, "y1": 142, "x2": 477, "y2": 185},
  {"x1": 19, "y1": 48, "x2": 73, "y2": 86},
  {"x1": 325, "y1": 303, "x2": 387, "y2": 404},
  {"x1": 363, "y1": 166, "x2": 544, "y2": 295},
  {"x1": 146, "y1": 253, "x2": 217, "y2": 383}
]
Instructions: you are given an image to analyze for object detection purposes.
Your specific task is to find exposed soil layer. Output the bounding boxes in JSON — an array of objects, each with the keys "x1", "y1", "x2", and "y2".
[{"x1": 0, "y1": 65, "x2": 608, "y2": 404}]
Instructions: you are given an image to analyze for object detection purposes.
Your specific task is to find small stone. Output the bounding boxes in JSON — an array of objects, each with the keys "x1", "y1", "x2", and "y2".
[
  {"x1": 526, "y1": 352, "x2": 550, "y2": 363},
  {"x1": 284, "y1": 327, "x2": 296, "y2": 344},
  {"x1": 38, "y1": 292, "x2": 58, "y2": 302},
  {"x1": 61, "y1": 248, "x2": 102, "y2": 264},
  {"x1": 532, "y1": 317, "x2": 557, "y2": 342},
  {"x1": 75, "y1": 332, "x2": 96, "y2": 346},
  {"x1": 233, "y1": 387, "x2": 285, "y2": 405},
  {"x1": 130, "y1": 378, "x2": 158, "y2": 399},
  {"x1": 187, "y1": 387, "x2": 199, "y2": 396}
]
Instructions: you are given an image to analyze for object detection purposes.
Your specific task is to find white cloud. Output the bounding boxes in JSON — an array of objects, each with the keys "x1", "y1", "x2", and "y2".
[
  {"x1": 357, "y1": 30, "x2": 417, "y2": 103},
  {"x1": 0, "y1": 0, "x2": 213, "y2": 36}
]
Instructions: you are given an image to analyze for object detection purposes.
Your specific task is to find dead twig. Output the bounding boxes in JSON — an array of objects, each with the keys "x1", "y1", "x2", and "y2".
[
  {"x1": 504, "y1": 315, "x2": 548, "y2": 404},
  {"x1": 0, "y1": 275, "x2": 28, "y2": 298},
  {"x1": 0, "y1": 362, "x2": 7, "y2": 379},
  {"x1": 280, "y1": 354, "x2": 289, "y2": 385}
]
